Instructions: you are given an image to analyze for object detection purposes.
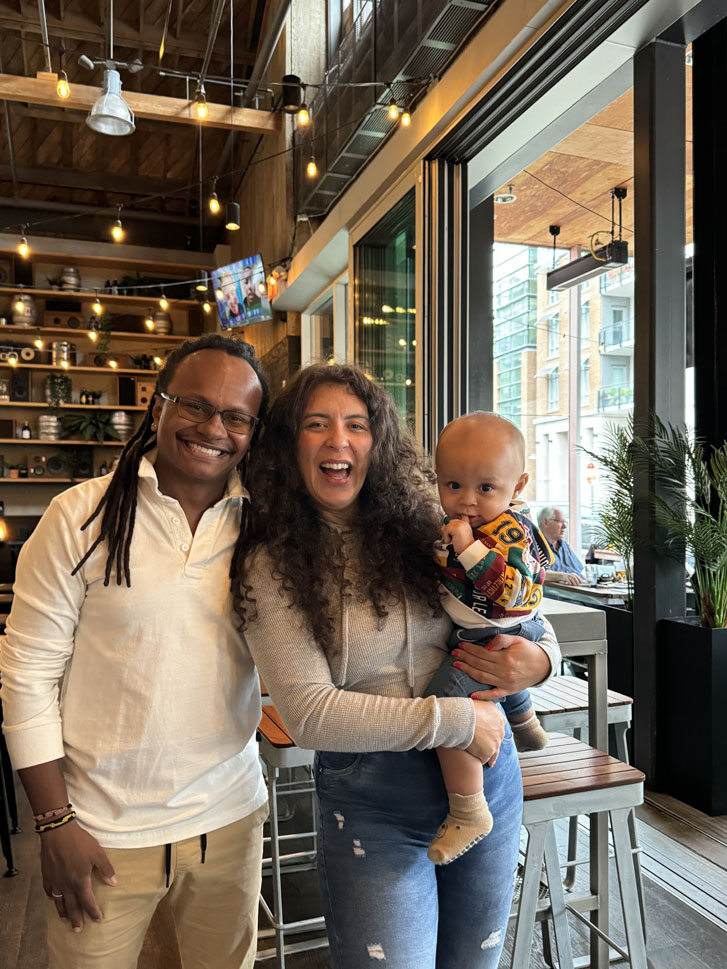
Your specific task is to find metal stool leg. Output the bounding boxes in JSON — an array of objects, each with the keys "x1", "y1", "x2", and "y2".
[
  {"x1": 544, "y1": 824, "x2": 575, "y2": 969},
  {"x1": 0, "y1": 732, "x2": 18, "y2": 833},
  {"x1": 267, "y1": 763, "x2": 286, "y2": 969},
  {"x1": 512, "y1": 822, "x2": 547, "y2": 968},
  {"x1": 610, "y1": 808, "x2": 648, "y2": 969},
  {"x1": 612, "y1": 721, "x2": 646, "y2": 942},
  {"x1": 564, "y1": 726, "x2": 582, "y2": 891},
  {"x1": 0, "y1": 766, "x2": 17, "y2": 877}
]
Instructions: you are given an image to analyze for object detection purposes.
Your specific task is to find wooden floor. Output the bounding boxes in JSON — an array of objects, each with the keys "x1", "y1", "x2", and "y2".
[{"x1": 2, "y1": 774, "x2": 727, "y2": 969}]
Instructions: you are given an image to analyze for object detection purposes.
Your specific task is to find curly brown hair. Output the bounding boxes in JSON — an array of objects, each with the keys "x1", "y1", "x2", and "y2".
[{"x1": 231, "y1": 363, "x2": 442, "y2": 650}]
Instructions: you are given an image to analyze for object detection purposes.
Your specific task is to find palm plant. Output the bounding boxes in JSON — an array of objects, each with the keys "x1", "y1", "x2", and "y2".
[
  {"x1": 633, "y1": 417, "x2": 727, "y2": 628},
  {"x1": 581, "y1": 417, "x2": 634, "y2": 609}
]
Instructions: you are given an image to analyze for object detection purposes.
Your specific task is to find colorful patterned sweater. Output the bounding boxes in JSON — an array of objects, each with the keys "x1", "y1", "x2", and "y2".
[{"x1": 437, "y1": 509, "x2": 554, "y2": 629}]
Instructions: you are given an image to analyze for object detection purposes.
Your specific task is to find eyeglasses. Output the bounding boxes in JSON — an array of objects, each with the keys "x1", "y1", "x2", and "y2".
[
  {"x1": 160, "y1": 392, "x2": 259, "y2": 434},
  {"x1": 550, "y1": 517, "x2": 568, "y2": 526}
]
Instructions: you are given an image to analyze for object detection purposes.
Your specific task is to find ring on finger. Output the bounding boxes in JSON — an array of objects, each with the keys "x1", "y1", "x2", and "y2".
[{"x1": 51, "y1": 891, "x2": 64, "y2": 898}]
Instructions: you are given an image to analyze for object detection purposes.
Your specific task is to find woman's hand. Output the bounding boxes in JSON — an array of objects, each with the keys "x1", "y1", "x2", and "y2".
[
  {"x1": 466, "y1": 698, "x2": 506, "y2": 766},
  {"x1": 453, "y1": 634, "x2": 552, "y2": 701},
  {"x1": 41, "y1": 822, "x2": 117, "y2": 931}
]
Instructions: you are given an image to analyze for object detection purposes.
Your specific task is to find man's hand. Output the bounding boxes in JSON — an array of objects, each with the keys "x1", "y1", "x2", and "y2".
[
  {"x1": 544, "y1": 570, "x2": 584, "y2": 586},
  {"x1": 41, "y1": 822, "x2": 117, "y2": 931},
  {"x1": 441, "y1": 518, "x2": 475, "y2": 555}
]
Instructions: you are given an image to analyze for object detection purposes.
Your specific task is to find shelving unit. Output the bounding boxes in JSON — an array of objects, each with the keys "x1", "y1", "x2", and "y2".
[
  {"x1": 3, "y1": 363, "x2": 159, "y2": 376},
  {"x1": 0, "y1": 324, "x2": 183, "y2": 345},
  {"x1": 0, "y1": 286, "x2": 200, "y2": 308}
]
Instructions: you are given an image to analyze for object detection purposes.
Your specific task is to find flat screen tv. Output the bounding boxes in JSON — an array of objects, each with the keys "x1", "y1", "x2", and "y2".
[{"x1": 212, "y1": 254, "x2": 272, "y2": 329}]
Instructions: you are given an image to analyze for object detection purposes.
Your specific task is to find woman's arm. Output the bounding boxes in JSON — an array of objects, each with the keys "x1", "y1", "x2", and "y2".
[
  {"x1": 450, "y1": 616, "x2": 561, "y2": 702},
  {"x1": 243, "y1": 550, "x2": 479, "y2": 754}
]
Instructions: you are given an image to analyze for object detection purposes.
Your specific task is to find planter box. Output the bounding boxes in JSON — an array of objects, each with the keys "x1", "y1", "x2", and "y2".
[
  {"x1": 658, "y1": 617, "x2": 727, "y2": 816},
  {"x1": 600, "y1": 603, "x2": 634, "y2": 699}
]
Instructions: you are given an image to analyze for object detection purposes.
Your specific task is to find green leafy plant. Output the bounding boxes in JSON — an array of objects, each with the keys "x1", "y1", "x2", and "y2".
[
  {"x1": 61, "y1": 412, "x2": 121, "y2": 444},
  {"x1": 581, "y1": 416, "x2": 634, "y2": 609},
  {"x1": 45, "y1": 274, "x2": 62, "y2": 289},
  {"x1": 634, "y1": 417, "x2": 727, "y2": 628},
  {"x1": 92, "y1": 312, "x2": 113, "y2": 355}
]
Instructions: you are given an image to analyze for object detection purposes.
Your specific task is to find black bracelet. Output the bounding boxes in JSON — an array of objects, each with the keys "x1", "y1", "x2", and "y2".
[{"x1": 35, "y1": 811, "x2": 77, "y2": 834}]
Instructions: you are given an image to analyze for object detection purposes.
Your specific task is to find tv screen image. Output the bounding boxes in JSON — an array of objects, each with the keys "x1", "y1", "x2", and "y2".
[{"x1": 212, "y1": 254, "x2": 272, "y2": 329}]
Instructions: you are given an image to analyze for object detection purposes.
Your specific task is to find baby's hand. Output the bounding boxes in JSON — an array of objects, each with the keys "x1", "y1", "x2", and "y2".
[{"x1": 441, "y1": 517, "x2": 475, "y2": 555}]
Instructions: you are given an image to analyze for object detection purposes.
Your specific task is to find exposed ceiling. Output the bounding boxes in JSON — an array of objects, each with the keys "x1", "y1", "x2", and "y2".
[
  {"x1": 0, "y1": 0, "x2": 274, "y2": 248},
  {"x1": 491, "y1": 61, "x2": 693, "y2": 252}
]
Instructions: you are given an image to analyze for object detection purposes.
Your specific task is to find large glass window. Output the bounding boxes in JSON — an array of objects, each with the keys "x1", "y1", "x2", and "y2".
[{"x1": 353, "y1": 189, "x2": 416, "y2": 423}]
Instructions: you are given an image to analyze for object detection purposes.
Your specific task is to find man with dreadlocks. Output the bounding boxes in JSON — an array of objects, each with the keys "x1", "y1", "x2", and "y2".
[{"x1": 1, "y1": 333, "x2": 269, "y2": 969}]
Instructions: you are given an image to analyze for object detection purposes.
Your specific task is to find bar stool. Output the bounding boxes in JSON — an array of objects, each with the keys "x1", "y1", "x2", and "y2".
[
  {"x1": 529, "y1": 675, "x2": 644, "y2": 927},
  {"x1": 0, "y1": 688, "x2": 19, "y2": 877},
  {"x1": 256, "y1": 706, "x2": 327, "y2": 968},
  {"x1": 509, "y1": 734, "x2": 647, "y2": 969}
]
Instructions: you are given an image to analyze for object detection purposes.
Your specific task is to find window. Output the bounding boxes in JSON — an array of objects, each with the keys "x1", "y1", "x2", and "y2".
[
  {"x1": 548, "y1": 315, "x2": 560, "y2": 358},
  {"x1": 581, "y1": 357, "x2": 590, "y2": 402},
  {"x1": 548, "y1": 371, "x2": 559, "y2": 411}
]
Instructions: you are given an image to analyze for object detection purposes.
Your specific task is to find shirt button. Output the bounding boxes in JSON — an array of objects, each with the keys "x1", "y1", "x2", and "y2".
[
  {"x1": 181, "y1": 543, "x2": 190, "y2": 552},
  {"x1": 172, "y1": 516, "x2": 181, "y2": 525}
]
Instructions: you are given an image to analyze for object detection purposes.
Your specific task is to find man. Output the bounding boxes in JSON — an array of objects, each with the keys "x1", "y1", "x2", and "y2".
[
  {"x1": 1, "y1": 334, "x2": 269, "y2": 969},
  {"x1": 241, "y1": 265, "x2": 262, "y2": 312},
  {"x1": 537, "y1": 506, "x2": 585, "y2": 586},
  {"x1": 218, "y1": 272, "x2": 242, "y2": 327}
]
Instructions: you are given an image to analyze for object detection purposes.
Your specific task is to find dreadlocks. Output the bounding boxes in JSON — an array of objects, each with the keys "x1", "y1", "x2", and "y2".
[{"x1": 72, "y1": 332, "x2": 269, "y2": 587}]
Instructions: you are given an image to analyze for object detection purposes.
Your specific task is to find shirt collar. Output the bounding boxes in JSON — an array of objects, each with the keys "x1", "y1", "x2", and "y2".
[{"x1": 138, "y1": 448, "x2": 249, "y2": 503}]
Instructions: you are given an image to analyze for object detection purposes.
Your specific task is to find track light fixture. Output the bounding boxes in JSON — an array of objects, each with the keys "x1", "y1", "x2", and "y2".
[
  {"x1": 225, "y1": 202, "x2": 240, "y2": 231},
  {"x1": 282, "y1": 74, "x2": 303, "y2": 113},
  {"x1": 87, "y1": 69, "x2": 135, "y2": 136},
  {"x1": 196, "y1": 270, "x2": 209, "y2": 293},
  {"x1": 111, "y1": 205, "x2": 124, "y2": 242}
]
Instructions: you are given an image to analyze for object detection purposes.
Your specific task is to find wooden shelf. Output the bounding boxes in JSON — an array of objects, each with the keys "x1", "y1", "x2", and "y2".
[
  {"x1": 2, "y1": 477, "x2": 77, "y2": 483},
  {"x1": 0, "y1": 286, "x2": 199, "y2": 307},
  {"x1": 0, "y1": 362, "x2": 159, "y2": 376},
  {"x1": 0, "y1": 402, "x2": 147, "y2": 410},
  {"x1": 0, "y1": 325, "x2": 184, "y2": 344},
  {"x1": 0, "y1": 438, "x2": 124, "y2": 446}
]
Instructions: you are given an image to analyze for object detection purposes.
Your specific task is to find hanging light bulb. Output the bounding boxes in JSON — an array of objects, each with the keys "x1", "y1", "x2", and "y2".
[
  {"x1": 111, "y1": 205, "x2": 124, "y2": 242},
  {"x1": 159, "y1": 292, "x2": 169, "y2": 310},
  {"x1": 14, "y1": 294, "x2": 25, "y2": 314},
  {"x1": 215, "y1": 285, "x2": 224, "y2": 300},
  {"x1": 144, "y1": 310, "x2": 155, "y2": 331},
  {"x1": 225, "y1": 202, "x2": 240, "y2": 231},
  {"x1": 60, "y1": 358, "x2": 69, "y2": 369},
  {"x1": 88, "y1": 329, "x2": 98, "y2": 343},
  {"x1": 401, "y1": 109, "x2": 411, "y2": 127},
  {"x1": 202, "y1": 300, "x2": 212, "y2": 313},
  {"x1": 108, "y1": 356, "x2": 119, "y2": 369},
  {"x1": 92, "y1": 290, "x2": 103, "y2": 315},
  {"x1": 56, "y1": 70, "x2": 70, "y2": 99},
  {"x1": 7, "y1": 351, "x2": 18, "y2": 367},
  {"x1": 153, "y1": 355, "x2": 163, "y2": 367},
  {"x1": 306, "y1": 156, "x2": 318, "y2": 178},
  {"x1": 33, "y1": 331, "x2": 44, "y2": 349},
  {"x1": 257, "y1": 280, "x2": 266, "y2": 295},
  {"x1": 196, "y1": 270, "x2": 209, "y2": 293},
  {"x1": 194, "y1": 83, "x2": 208, "y2": 120},
  {"x1": 17, "y1": 229, "x2": 29, "y2": 258},
  {"x1": 208, "y1": 176, "x2": 220, "y2": 215},
  {"x1": 297, "y1": 104, "x2": 310, "y2": 127},
  {"x1": 388, "y1": 98, "x2": 399, "y2": 121}
]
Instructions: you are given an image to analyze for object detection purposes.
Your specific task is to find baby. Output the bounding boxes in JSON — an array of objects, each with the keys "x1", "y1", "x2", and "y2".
[{"x1": 423, "y1": 412, "x2": 553, "y2": 865}]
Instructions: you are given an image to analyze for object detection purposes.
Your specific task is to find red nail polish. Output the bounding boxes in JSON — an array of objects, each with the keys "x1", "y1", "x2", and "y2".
[
  {"x1": 452, "y1": 650, "x2": 460, "y2": 658},
  {"x1": 453, "y1": 662, "x2": 462, "y2": 670}
]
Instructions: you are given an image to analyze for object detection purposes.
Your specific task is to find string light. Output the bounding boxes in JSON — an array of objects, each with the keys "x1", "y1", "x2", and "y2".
[
  {"x1": 7, "y1": 351, "x2": 18, "y2": 367},
  {"x1": 208, "y1": 177, "x2": 220, "y2": 214},
  {"x1": 215, "y1": 285, "x2": 224, "y2": 300},
  {"x1": 92, "y1": 290, "x2": 103, "y2": 315},
  {"x1": 33, "y1": 331, "x2": 44, "y2": 349},
  {"x1": 257, "y1": 281, "x2": 266, "y2": 295},
  {"x1": 194, "y1": 83, "x2": 208, "y2": 120},
  {"x1": 88, "y1": 329, "x2": 98, "y2": 343},
  {"x1": 14, "y1": 293, "x2": 25, "y2": 313},
  {"x1": 111, "y1": 205, "x2": 124, "y2": 242},
  {"x1": 202, "y1": 300, "x2": 212, "y2": 313},
  {"x1": 153, "y1": 355, "x2": 163, "y2": 367},
  {"x1": 60, "y1": 358, "x2": 69, "y2": 369},
  {"x1": 144, "y1": 310, "x2": 155, "y2": 330},
  {"x1": 297, "y1": 103, "x2": 310, "y2": 127},
  {"x1": 159, "y1": 291, "x2": 169, "y2": 310},
  {"x1": 306, "y1": 156, "x2": 318, "y2": 178},
  {"x1": 401, "y1": 110, "x2": 411, "y2": 126},
  {"x1": 56, "y1": 70, "x2": 70, "y2": 99},
  {"x1": 388, "y1": 98, "x2": 399, "y2": 121},
  {"x1": 108, "y1": 357, "x2": 119, "y2": 369},
  {"x1": 17, "y1": 229, "x2": 29, "y2": 258}
]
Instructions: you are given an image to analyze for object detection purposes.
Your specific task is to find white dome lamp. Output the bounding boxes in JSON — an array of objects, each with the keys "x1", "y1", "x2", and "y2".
[{"x1": 86, "y1": 68, "x2": 135, "y2": 136}]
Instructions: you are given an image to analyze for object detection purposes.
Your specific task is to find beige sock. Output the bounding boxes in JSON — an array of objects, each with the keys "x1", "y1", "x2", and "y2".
[
  {"x1": 511, "y1": 712, "x2": 549, "y2": 751},
  {"x1": 427, "y1": 792, "x2": 493, "y2": 865}
]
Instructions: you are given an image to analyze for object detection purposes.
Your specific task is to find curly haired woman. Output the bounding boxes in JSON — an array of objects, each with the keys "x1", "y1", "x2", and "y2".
[{"x1": 234, "y1": 363, "x2": 561, "y2": 969}]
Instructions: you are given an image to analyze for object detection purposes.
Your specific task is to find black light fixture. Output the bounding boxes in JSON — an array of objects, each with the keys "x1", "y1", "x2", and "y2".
[
  {"x1": 282, "y1": 74, "x2": 303, "y2": 113},
  {"x1": 546, "y1": 188, "x2": 628, "y2": 291},
  {"x1": 225, "y1": 202, "x2": 240, "y2": 231}
]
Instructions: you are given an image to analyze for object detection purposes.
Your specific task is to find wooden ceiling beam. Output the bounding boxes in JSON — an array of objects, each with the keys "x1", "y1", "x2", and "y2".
[
  {"x1": 0, "y1": 5, "x2": 258, "y2": 66},
  {"x1": 0, "y1": 73, "x2": 282, "y2": 133},
  {"x1": 0, "y1": 163, "x2": 188, "y2": 197}
]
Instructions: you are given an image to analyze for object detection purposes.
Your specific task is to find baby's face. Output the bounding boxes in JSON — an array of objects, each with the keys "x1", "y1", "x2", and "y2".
[{"x1": 436, "y1": 433, "x2": 526, "y2": 530}]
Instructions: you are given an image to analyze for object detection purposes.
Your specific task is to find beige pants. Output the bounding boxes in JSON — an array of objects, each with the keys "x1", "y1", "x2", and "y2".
[{"x1": 47, "y1": 805, "x2": 267, "y2": 969}]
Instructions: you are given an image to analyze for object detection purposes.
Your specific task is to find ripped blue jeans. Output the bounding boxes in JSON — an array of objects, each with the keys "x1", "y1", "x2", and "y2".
[{"x1": 314, "y1": 732, "x2": 522, "y2": 969}]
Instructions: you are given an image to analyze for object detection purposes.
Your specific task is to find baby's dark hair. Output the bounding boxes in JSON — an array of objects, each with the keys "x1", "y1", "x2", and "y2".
[{"x1": 72, "y1": 333, "x2": 268, "y2": 587}]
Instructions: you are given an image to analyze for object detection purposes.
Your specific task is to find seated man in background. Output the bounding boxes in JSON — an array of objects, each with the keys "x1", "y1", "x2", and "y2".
[{"x1": 537, "y1": 507, "x2": 585, "y2": 586}]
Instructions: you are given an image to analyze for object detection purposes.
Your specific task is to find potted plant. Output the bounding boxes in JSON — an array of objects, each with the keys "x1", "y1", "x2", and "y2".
[
  {"x1": 61, "y1": 412, "x2": 121, "y2": 445},
  {"x1": 5, "y1": 460, "x2": 19, "y2": 478},
  {"x1": 634, "y1": 417, "x2": 727, "y2": 814},
  {"x1": 581, "y1": 418, "x2": 636, "y2": 701},
  {"x1": 45, "y1": 274, "x2": 63, "y2": 290},
  {"x1": 44, "y1": 373, "x2": 73, "y2": 407}
]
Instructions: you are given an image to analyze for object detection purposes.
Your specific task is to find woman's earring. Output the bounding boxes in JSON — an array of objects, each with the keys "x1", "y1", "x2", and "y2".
[{"x1": 151, "y1": 422, "x2": 158, "y2": 432}]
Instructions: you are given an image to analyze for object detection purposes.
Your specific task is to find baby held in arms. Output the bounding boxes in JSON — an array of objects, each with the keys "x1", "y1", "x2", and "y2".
[{"x1": 423, "y1": 412, "x2": 553, "y2": 864}]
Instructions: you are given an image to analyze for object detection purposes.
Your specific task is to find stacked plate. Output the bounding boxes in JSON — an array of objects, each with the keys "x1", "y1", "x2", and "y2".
[{"x1": 38, "y1": 414, "x2": 61, "y2": 441}]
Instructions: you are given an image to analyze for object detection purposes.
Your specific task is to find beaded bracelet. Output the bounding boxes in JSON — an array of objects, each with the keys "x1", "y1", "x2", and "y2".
[
  {"x1": 33, "y1": 803, "x2": 72, "y2": 822},
  {"x1": 35, "y1": 811, "x2": 77, "y2": 834}
]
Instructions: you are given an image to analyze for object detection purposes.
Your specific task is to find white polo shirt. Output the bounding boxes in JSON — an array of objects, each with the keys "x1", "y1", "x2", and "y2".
[{"x1": 1, "y1": 453, "x2": 267, "y2": 848}]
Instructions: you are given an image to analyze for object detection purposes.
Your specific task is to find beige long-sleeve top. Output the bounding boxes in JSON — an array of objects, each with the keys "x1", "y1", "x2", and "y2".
[
  {"x1": 1, "y1": 454, "x2": 267, "y2": 848},
  {"x1": 243, "y1": 530, "x2": 561, "y2": 753}
]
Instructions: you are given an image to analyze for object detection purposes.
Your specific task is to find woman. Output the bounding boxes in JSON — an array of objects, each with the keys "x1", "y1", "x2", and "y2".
[{"x1": 234, "y1": 364, "x2": 560, "y2": 969}]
